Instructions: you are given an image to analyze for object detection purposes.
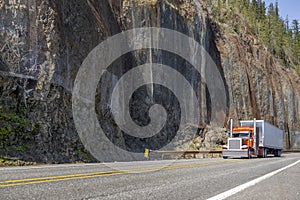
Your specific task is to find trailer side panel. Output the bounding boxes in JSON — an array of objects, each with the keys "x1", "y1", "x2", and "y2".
[{"x1": 263, "y1": 122, "x2": 284, "y2": 149}]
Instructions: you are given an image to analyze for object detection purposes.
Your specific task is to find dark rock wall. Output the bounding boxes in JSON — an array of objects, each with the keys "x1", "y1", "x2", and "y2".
[{"x1": 0, "y1": 0, "x2": 299, "y2": 162}]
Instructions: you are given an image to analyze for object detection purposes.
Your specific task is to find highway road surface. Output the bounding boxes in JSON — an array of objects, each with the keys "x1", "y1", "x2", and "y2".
[{"x1": 1, "y1": 153, "x2": 299, "y2": 200}]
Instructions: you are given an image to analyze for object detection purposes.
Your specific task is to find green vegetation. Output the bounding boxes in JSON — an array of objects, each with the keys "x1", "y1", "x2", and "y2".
[
  {"x1": 0, "y1": 157, "x2": 36, "y2": 166},
  {"x1": 211, "y1": 0, "x2": 300, "y2": 72},
  {"x1": 0, "y1": 109, "x2": 39, "y2": 154},
  {"x1": 76, "y1": 148, "x2": 97, "y2": 163}
]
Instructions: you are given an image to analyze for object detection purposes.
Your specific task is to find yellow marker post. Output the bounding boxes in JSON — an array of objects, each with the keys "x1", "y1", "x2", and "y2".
[{"x1": 144, "y1": 148, "x2": 149, "y2": 160}]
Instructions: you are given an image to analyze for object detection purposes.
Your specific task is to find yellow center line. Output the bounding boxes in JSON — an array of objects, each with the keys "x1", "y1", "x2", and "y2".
[
  {"x1": 2, "y1": 170, "x2": 126, "y2": 183},
  {"x1": 0, "y1": 160, "x2": 240, "y2": 188},
  {"x1": 45, "y1": 170, "x2": 125, "y2": 180}
]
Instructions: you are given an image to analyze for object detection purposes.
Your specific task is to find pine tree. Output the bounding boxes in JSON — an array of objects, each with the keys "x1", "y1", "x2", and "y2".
[
  {"x1": 291, "y1": 20, "x2": 300, "y2": 65},
  {"x1": 292, "y1": 20, "x2": 299, "y2": 39},
  {"x1": 275, "y1": 1, "x2": 279, "y2": 19}
]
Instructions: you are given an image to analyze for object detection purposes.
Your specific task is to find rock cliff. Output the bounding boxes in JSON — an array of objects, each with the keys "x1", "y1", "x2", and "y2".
[{"x1": 0, "y1": 0, "x2": 299, "y2": 162}]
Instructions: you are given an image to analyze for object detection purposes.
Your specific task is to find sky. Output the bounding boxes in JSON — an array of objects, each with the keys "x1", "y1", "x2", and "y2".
[{"x1": 263, "y1": 0, "x2": 300, "y2": 22}]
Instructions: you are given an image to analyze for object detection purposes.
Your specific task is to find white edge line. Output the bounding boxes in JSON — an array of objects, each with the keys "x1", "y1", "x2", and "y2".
[{"x1": 207, "y1": 159, "x2": 300, "y2": 200}]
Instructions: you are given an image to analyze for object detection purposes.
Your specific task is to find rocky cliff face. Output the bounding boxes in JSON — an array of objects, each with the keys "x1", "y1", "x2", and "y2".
[
  {"x1": 215, "y1": 21, "x2": 300, "y2": 149},
  {"x1": 0, "y1": 0, "x2": 299, "y2": 162}
]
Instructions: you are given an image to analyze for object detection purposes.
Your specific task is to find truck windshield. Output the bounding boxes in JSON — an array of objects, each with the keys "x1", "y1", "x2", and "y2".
[{"x1": 233, "y1": 133, "x2": 249, "y2": 138}]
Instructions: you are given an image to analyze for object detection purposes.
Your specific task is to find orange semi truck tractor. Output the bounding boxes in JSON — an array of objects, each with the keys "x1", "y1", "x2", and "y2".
[{"x1": 222, "y1": 119, "x2": 284, "y2": 159}]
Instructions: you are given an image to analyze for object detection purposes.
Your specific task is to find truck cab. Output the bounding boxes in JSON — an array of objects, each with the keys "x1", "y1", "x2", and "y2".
[{"x1": 223, "y1": 126, "x2": 255, "y2": 159}]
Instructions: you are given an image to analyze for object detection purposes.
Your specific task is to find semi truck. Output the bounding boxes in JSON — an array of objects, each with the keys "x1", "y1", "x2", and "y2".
[{"x1": 222, "y1": 119, "x2": 284, "y2": 159}]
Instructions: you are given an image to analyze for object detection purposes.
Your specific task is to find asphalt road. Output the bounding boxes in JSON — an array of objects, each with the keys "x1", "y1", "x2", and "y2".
[{"x1": 1, "y1": 153, "x2": 299, "y2": 200}]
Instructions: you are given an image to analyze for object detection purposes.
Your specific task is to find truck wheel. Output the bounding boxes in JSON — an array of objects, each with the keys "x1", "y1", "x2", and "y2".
[
  {"x1": 263, "y1": 148, "x2": 267, "y2": 158},
  {"x1": 247, "y1": 149, "x2": 251, "y2": 159},
  {"x1": 223, "y1": 156, "x2": 228, "y2": 159}
]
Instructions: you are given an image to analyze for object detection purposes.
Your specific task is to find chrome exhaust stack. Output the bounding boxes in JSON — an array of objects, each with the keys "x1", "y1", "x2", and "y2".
[{"x1": 230, "y1": 118, "x2": 233, "y2": 138}]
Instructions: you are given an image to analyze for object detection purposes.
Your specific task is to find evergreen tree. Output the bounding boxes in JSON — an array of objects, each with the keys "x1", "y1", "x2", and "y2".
[
  {"x1": 275, "y1": 1, "x2": 279, "y2": 19},
  {"x1": 291, "y1": 20, "x2": 300, "y2": 65},
  {"x1": 292, "y1": 20, "x2": 299, "y2": 39}
]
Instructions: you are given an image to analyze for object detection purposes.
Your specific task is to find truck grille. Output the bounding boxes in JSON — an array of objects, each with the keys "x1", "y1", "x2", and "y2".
[{"x1": 229, "y1": 139, "x2": 241, "y2": 149}]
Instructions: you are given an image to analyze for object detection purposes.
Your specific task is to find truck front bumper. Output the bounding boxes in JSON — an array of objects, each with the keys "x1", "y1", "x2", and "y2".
[{"x1": 222, "y1": 150, "x2": 249, "y2": 158}]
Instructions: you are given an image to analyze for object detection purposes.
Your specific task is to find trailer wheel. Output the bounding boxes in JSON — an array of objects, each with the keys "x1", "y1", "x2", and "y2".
[
  {"x1": 274, "y1": 150, "x2": 282, "y2": 157},
  {"x1": 278, "y1": 150, "x2": 282, "y2": 157}
]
